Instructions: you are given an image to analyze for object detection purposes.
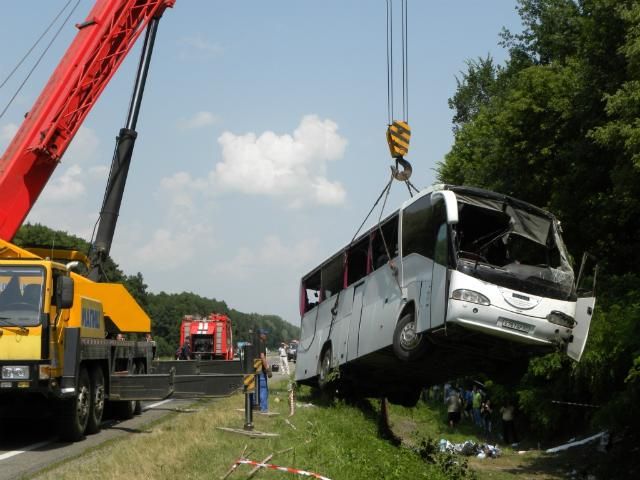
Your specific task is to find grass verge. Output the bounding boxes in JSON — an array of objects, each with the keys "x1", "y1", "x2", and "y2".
[{"x1": 29, "y1": 380, "x2": 609, "y2": 480}]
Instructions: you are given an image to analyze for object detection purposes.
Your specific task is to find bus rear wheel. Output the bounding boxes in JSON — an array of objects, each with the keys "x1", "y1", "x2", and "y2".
[
  {"x1": 393, "y1": 313, "x2": 427, "y2": 362},
  {"x1": 318, "y1": 346, "x2": 333, "y2": 391}
]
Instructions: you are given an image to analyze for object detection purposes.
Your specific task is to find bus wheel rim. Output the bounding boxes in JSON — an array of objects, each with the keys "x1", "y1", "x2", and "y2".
[{"x1": 400, "y1": 321, "x2": 420, "y2": 350}]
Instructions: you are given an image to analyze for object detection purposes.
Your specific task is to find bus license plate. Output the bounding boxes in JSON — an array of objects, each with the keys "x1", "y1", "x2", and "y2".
[{"x1": 500, "y1": 318, "x2": 533, "y2": 333}]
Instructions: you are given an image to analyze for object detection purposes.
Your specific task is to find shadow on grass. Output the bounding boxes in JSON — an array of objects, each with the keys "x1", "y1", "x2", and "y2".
[{"x1": 294, "y1": 385, "x2": 403, "y2": 446}]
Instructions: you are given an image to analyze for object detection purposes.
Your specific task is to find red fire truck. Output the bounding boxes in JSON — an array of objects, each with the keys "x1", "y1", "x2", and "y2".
[{"x1": 179, "y1": 314, "x2": 234, "y2": 360}]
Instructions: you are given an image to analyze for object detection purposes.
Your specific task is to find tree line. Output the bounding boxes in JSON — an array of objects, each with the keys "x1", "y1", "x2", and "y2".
[
  {"x1": 13, "y1": 223, "x2": 300, "y2": 358},
  {"x1": 439, "y1": 0, "x2": 639, "y2": 454}
]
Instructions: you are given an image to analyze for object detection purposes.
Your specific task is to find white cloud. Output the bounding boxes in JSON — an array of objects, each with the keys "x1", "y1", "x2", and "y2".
[
  {"x1": 213, "y1": 235, "x2": 320, "y2": 280},
  {"x1": 159, "y1": 171, "x2": 209, "y2": 218},
  {"x1": 210, "y1": 115, "x2": 347, "y2": 207},
  {"x1": 0, "y1": 123, "x2": 18, "y2": 150},
  {"x1": 40, "y1": 164, "x2": 86, "y2": 202},
  {"x1": 131, "y1": 223, "x2": 214, "y2": 271},
  {"x1": 178, "y1": 111, "x2": 219, "y2": 130},
  {"x1": 65, "y1": 126, "x2": 100, "y2": 164},
  {"x1": 179, "y1": 35, "x2": 224, "y2": 58}
]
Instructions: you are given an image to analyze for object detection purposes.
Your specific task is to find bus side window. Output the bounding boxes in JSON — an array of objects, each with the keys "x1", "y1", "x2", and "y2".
[
  {"x1": 321, "y1": 255, "x2": 343, "y2": 299},
  {"x1": 372, "y1": 214, "x2": 399, "y2": 269},
  {"x1": 347, "y1": 236, "x2": 369, "y2": 285},
  {"x1": 433, "y1": 198, "x2": 449, "y2": 266},
  {"x1": 402, "y1": 194, "x2": 435, "y2": 259},
  {"x1": 301, "y1": 270, "x2": 321, "y2": 314}
]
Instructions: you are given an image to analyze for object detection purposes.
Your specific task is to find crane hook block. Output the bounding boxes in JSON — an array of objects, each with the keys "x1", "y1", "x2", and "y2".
[
  {"x1": 391, "y1": 157, "x2": 413, "y2": 181},
  {"x1": 386, "y1": 120, "x2": 411, "y2": 159}
]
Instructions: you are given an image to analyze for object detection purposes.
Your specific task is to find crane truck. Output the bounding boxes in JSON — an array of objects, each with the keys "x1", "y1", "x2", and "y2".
[{"x1": 0, "y1": 0, "x2": 242, "y2": 442}]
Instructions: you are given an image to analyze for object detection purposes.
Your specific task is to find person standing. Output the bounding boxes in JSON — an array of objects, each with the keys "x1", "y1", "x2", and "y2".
[
  {"x1": 446, "y1": 389, "x2": 462, "y2": 428},
  {"x1": 472, "y1": 385, "x2": 483, "y2": 427},
  {"x1": 257, "y1": 329, "x2": 272, "y2": 412},
  {"x1": 481, "y1": 398, "x2": 493, "y2": 437},
  {"x1": 500, "y1": 400, "x2": 518, "y2": 445},
  {"x1": 278, "y1": 342, "x2": 290, "y2": 375}
]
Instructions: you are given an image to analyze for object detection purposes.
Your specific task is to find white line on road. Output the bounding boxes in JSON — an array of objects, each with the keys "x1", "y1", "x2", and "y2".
[
  {"x1": 143, "y1": 398, "x2": 174, "y2": 411},
  {"x1": 0, "y1": 440, "x2": 52, "y2": 461},
  {"x1": 0, "y1": 399, "x2": 174, "y2": 462}
]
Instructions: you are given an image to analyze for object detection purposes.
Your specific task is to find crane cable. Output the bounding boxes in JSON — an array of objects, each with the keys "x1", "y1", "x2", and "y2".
[
  {"x1": 0, "y1": 0, "x2": 81, "y2": 120},
  {"x1": 386, "y1": 0, "x2": 417, "y2": 196}
]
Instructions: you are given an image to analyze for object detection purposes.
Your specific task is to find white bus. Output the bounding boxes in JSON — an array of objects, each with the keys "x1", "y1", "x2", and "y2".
[{"x1": 295, "y1": 185, "x2": 595, "y2": 405}]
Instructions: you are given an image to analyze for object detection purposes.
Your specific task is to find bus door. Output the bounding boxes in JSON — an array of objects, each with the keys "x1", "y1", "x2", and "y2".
[
  {"x1": 346, "y1": 282, "x2": 365, "y2": 361},
  {"x1": 430, "y1": 222, "x2": 448, "y2": 328},
  {"x1": 430, "y1": 192, "x2": 458, "y2": 328},
  {"x1": 568, "y1": 253, "x2": 597, "y2": 361}
]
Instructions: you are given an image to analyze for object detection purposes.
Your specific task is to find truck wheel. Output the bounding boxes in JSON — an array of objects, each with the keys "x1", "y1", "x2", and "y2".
[
  {"x1": 86, "y1": 366, "x2": 105, "y2": 434},
  {"x1": 318, "y1": 346, "x2": 333, "y2": 391},
  {"x1": 112, "y1": 362, "x2": 137, "y2": 420},
  {"x1": 392, "y1": 313, "x2": 427, "y2": 362},
  {"x1": 58, "y1": 366, "x2": 91, "y2": 441}
]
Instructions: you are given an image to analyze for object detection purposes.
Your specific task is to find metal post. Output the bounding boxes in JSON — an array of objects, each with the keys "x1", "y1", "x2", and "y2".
[{"x1": 244, "y1": 379, "x2": 254, "y2": 431}]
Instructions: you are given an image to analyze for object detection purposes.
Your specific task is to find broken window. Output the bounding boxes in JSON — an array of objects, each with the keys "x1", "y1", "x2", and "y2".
[
  {"x1": 453, "y1": 194, "x2": 574, "y2": 300},
  {"x1": 300, "y1": 269, "x2": 321, "y2": 314}
]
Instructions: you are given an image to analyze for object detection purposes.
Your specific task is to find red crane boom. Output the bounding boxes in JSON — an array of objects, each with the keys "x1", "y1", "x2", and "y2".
[{"x1": 0, "y1": 0, "x2": 174, "y2": 241}]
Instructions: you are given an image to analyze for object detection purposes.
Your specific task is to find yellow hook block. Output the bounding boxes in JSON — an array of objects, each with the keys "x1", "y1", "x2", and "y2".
[{"x1": 386, "y1": 120, "x2": 411, "y2": 158}]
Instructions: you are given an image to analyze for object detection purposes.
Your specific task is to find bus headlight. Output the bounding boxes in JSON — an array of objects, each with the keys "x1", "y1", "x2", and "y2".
[
  {"x1": 547, "y1": 311, "x2": 575, "y2": 328},
  {"x1": 2, "y1": 366, "x2": 29, "y2": 380},
  {"x1": 452, "y1": 289, "x2": 490, "y2": 306}
]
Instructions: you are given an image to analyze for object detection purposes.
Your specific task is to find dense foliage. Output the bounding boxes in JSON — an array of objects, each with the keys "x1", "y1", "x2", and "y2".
[
  {"x1": 439, "y1": 0, "x2": 640, "y2": 439},
  {"x1": 13, "y1": 223, "x2": 300, "y2": 357}
]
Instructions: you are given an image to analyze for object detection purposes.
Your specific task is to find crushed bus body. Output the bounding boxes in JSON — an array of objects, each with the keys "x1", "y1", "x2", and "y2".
[{"x1": 295, "y1": 184, "x2": 596, "y2": 406}]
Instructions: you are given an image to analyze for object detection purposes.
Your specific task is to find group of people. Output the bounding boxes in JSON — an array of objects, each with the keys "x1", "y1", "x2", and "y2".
[{"x1": 445, "y1": 383, "x2": 518, "y2": 445}]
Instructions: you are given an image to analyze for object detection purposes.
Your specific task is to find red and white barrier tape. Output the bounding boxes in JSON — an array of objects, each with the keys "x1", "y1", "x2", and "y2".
[{"x1": 235, "y1": 459, "x2": 332, "y2": 480}]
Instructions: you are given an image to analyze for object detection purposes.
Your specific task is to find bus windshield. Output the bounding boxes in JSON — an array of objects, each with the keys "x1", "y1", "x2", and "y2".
[
  {"x1": 452, "y1": 190, "x2": 574, "y2": 300},
  {"x1": 0, "y1": 266, "x2": 45, "y2": 327}
]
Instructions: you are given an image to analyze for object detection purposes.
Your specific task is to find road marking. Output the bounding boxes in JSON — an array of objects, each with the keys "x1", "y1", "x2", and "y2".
[
  {"x1": 0, "y1": 400, "x2": 175, "y2": 462},
  {"x1": 0, "y1": 440, "x2": 52, "y2": 461},
  {"x1": 143, "y1": 398, "x2": 173, "y2": 411}
]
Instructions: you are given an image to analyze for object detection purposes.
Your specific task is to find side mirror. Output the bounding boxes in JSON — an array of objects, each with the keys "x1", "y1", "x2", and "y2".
[
  {"x1": 56, "y1": 276, "x2": 74, "y2": 309},
  {"x1": 433, "y1": 190, "x2": 459, "y2": 224}
]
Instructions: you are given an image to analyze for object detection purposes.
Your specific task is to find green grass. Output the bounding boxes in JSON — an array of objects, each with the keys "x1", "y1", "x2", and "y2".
[
  {"x1": 30, "y1": 380, "x2": 452, "y2": 480},
  {"x1": 30, "y1": 380, "x2": 601, "y2": 480}
]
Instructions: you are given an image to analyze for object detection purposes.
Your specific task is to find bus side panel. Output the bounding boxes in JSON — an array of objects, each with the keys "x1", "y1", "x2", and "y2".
[
  {"x1": 296, "y1": 300, "x2": 333, "y2": 381},
  {"x1": 296, "y1": 309, "x2": 320, "y2": 382},
  {"x1": 359, "y1": 259, "x2": 402, "y2": 356},
  {"x1": 401, "y1": 253, "x2": 434, "y2": 332},
  {"x1": 347, "y1": 282, "x2": 366, "y2": 362},
  {"x1": 332, "y1": 285, "x2": 353, "y2": 366}
]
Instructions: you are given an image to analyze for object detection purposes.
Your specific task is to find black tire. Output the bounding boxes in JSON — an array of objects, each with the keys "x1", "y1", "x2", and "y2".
[
  {"x1": 112, "y1": 362, "x2": 137, "y2": 420},
  {"x1": 318, "y1": 346, "x2": 333, "y2": 390},
  {"x1": 133, "y1": 361, "x2": 145, "y2": 415},
  {"x1": 58, "y1": 366, "x2": 91, "y2": 441},
  {"x1": 85, "y1": 365, "x2": 105, "y2": 434},
  {"x1": 392, "y1": 313, "x2": 428, "y2": 362}
]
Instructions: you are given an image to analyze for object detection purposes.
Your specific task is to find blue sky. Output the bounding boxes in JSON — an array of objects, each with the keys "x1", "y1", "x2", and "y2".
[{"x1": 0, "y1": 1, "x2": 522, "y2": 325}]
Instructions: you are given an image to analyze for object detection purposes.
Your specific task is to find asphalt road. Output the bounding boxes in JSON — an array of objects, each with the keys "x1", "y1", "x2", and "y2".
[{"x1": 0, "y1": 397, "x2": 197, "y2": 480}]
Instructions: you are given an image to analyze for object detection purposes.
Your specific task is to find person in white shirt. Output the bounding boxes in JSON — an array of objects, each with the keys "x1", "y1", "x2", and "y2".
[{"x1": 278, "y1": 342, "x2": 290, "y2": 375}]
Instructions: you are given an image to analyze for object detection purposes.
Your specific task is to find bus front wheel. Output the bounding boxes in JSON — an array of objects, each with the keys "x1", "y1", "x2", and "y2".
[{"x1": 393, "y1": 313, "x2": 427, "y2": 362}]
